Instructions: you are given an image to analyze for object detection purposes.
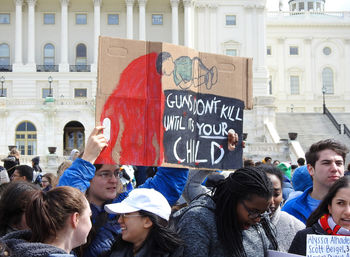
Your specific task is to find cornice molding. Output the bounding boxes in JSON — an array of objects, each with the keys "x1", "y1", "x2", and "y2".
[
  {"x1": 60, "y1": 0, "x2": 70, "y2": 6},
  {"x1": 183, "y1": 0, "x2": 193, "y2": 8},
  {"x1": 277, "y1": 37, "x2": 285, "y2": 44},
  {"x1": 26, "y1": 0, "x2": 37, "y2": 6},
  {"x1": 125, "y1": 0, "x2": 135, "y2": 6},
  {"x1": 304, "y1": 37, "x2": 313, "y2": 44},
  {"x1": 170, "y1": 0, "x2": 179, "y2": 7},
  {"x1": 14, "y1": 0, "x2": 23, "y2": 6},
  {"x1": 138, "y1": 0, "x2": 147, "y2": 5},
  {"x1": 194, "y1": 2, "x2": 218, "y2": 8},
  {"x1": 93, "y1": 0, "x2": 102, "y2": 7}
]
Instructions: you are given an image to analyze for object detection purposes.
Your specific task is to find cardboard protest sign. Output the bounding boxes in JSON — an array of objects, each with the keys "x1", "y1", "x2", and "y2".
[
  {"x1": 307, "y1": 234, "x2": 350, "y2": 257},
  {"x1": 95, "y1": 37, "x2": 252, "y2": 170}
]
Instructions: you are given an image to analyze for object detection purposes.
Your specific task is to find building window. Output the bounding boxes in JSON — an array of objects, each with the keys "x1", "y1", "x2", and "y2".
[
  {"x1": 226, "y1": 15, "x2": 236, "y2": 26},
  {"x1": 43, "y1": 43, "x2": 55, "y2": 65},
  {"x1": 44, "y1": 13, "x2": 55, "y2": 24},
  {"x1": 64, "y1": 121, "x2": 85, "y2": 155},
  {"x1": 289, "y1": 46, "x2": 299, "y2": 55},
  {"x1": 152, "y1": 14, "x2": 163, "y2": 25},
  {"x1": 0, "y1": 88, "x2": 6, "y2": 97},
  {"x1": 42, "y1": 88, "x2": 51, "y2": 98},
  {"x1": 74, "y1": 88, "x2": 87, "y2": 98},
  {"x1": 226, "y1": 49, "x2": 237, "y2": 56},
  {"x1": 76, "y1": 14, "x2": 87, "y2": 25},
  {"x1": 290, "y1": 76, "x2": 300, "y2": 95},
  {"x1": 76, "y1": 44, "x2": 87, "y2": 65},
  {"x1": 0, "y1": 14, "x2": 10, "y2": 24},
  {"x1": 299, "y1": 2, "x2": 305, "y2": 11},
  {"x1": 323, "y1": 47, "x2": 331, "y2": 56},
  {"x1": 15, "y1": 121, "x2": 37, "y2": 155},
  {"x1": 292, "y1": 3, "x2": 297, "y2": 11},
  {"x1": 316, "y1": 2, "x2": 321, "y2": 11},
  {"x1": 307, "y1": 2, "x2": 314, "y2": 11},
  {"x1": 322, "y1": 67, "x2": 334, "y2": 94},
  {"x1": 269, "y1": 76, "x2": 272, "y2": 95},
  {"x1": 0, "y1": 43, "x2": 10, "y2": 65},
  {"x1": 267, "y1": 46, "x2": 272, "y2": 55},
  {"x1": 108, "y1": 14, "x2": 119, "y2": 25}
]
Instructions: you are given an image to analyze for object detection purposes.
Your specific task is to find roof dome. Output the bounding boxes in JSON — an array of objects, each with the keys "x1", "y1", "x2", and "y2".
[{"x1": 288, "y1": 0, "x2": 325, "y2": 12}]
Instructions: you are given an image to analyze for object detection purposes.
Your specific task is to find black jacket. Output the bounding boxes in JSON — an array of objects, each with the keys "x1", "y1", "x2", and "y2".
[
  {"x1": 108, "y1": 236, "x2": 183, "y2": 257},
  {"x1": 288, "y1": 223, "x2": 327, "y2": 256}
]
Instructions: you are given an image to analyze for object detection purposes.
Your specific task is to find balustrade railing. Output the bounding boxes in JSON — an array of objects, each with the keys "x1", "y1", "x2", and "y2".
[
  {"x1": 36, "y1": 65, "x2": 59, "y2": 72},
  {"x1": 0, "y1": 65, "x2": 12, "y2": 72},
  {"x1": 324, "y1": 107, "x2": 341, "y2": 134},
  {"x1": 69, "y1": 65, "x2": 91, "y2": 72}
]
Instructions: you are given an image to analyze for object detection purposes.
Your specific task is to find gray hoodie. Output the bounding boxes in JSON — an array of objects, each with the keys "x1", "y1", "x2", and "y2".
[
  {"x1": 1, "y1": 230, "x2": 74, "y2": 257},
  {"x1": 174, "y1": 195, "x2": 274, "y2": 257}
]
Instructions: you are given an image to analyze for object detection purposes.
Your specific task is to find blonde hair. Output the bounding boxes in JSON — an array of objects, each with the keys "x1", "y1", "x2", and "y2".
[
  {"x1": 42, "y1": 173, "x2": 57, "y2": 188},
  {"x1": 57, "y1": 160, "x2": 73, "y2": 178}
]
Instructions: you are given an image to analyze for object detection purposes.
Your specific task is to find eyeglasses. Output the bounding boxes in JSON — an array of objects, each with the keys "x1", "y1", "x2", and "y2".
[
  {"x1": 96, "y1": 170, "x2": 122, "y2": 180},
  {"x1": 241, "y1": 201, "x2": 271, "y2": 219},
  {"x1": 42, "y1": 180, "x2": 49, "y2": 183},
  {"x1": 119, "y1": 213, "x2": 144, "y2": 218}
]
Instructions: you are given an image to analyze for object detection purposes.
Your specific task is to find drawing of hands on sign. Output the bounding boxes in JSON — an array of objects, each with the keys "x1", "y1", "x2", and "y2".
[{"x1": 228, "y1": 129, "x2": 239, "y2": 151}]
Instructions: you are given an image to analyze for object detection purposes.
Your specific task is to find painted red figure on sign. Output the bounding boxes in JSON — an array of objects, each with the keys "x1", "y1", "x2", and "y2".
[{"x1": 95, "y1": 53, "x2": 165, "y2": 166}]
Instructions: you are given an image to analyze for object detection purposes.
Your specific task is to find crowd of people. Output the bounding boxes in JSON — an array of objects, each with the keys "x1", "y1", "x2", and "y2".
[{"x1": 0, "y1": 126, "x2": 350, "y2": 257}]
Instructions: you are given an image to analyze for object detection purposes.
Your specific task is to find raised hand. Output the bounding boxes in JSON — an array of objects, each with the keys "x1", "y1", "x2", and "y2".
[
  {"x1": 227, "y1": 129, "x2": 239, "y2": 151},
  {"x1": 82, "y1": 126, "x2": 108, "y2": 163}
]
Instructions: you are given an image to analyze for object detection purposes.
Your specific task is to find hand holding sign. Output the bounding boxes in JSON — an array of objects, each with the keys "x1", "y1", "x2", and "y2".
[
  {"x1": 82, "y1": 126, "x2": 108, "y2": 164},
  {"x1": 228, "y1": 129, "x2": 239, "y2": 151}
]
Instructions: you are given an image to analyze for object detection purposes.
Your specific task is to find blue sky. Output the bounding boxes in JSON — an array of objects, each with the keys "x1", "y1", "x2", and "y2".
[{"x1": 267, "y1": 0, "x2": 350, "y2": 11}]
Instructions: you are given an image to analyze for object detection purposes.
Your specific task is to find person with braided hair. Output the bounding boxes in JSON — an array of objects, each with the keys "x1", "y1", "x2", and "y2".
[
  {"x1": 174, "y1": 166, "x2": 278, "y2": 257},
  {"x1": 261, "y1": 165, "x2": 305, "y2": 252}
]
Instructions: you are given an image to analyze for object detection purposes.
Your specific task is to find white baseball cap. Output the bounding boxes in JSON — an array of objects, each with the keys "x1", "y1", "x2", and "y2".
[{"x1": 104, "y1": 188, "x2": 171, "y2": 221}]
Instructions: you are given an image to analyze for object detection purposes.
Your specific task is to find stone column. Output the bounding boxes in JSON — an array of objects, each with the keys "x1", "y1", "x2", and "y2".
[
  {"x1": 256, "y1": 5, "x2": 267, "y2": 71},
  {"x1": 344, "y1": 40, "x2": 350, "y2": 103},
  {"x1": 59, "y1": 0, "x2": 69, "y2": 72},
  {"x1": 244, "y1": 4, "x2": 253, "y2": 58},
  {"x1": 170, "y1": 0, "x2": 179, "y2": 45},
  {"x1": 255, "y1": 4, "x2": 269, "y2": 96},
  {"x1": 13, "y1": 0, "x2": 23, "y2": 70},
  {"x1": 138, "y1": 0, "x2": 146, "y2": 40},
  {"x1": 195, "y1": 3, "x2": 205, "y2": 51},
  {"x1": 126, "y1": 0, "x2": 134, "y2": 39},
  {"x1": 277, "y1": 38, "x2": 286, "y2": 100},
  {"x1": 209, "y1": 3, "x2": 217, "y2": 53},
  {"x1": 92, "y1": 0, "x2": 102, "y2": 72},
  {"x1": 304, "y1": 38, "x2": 313, "y2": 101},
  {"x1": 26, "y1": 0, "x2": 36, "y2": 71},
  {"x1": 183, "y1": 0, "x2": 193, "y2": 47}
]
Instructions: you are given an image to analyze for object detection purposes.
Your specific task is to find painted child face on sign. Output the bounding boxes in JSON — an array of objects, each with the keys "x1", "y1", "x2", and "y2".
[{"x1": 162, "y1": 57, "x2": 174, "y2": 76}]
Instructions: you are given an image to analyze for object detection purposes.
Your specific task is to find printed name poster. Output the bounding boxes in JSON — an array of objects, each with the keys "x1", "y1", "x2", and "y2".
[
  {"x1": 307, "y1": 234, "x2": 350, "y2": 257},
  {"x1": 95, "y1": 37, "x2": 252, "y2": 170}
]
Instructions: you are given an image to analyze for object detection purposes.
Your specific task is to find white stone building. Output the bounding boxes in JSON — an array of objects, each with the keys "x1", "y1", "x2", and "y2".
[
  {"x1": 0, "y1": 0, "x2": 349, "y2": 168},
  {"x1": 266, "y1": 0, "x2": 350, "y2": 113}
]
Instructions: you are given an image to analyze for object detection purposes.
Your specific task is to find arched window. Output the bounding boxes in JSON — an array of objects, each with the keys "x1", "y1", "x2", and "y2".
[
  {"x1": 76, "y1": 44, "x2": 87, "y2": 65},
  {"x1": 44, "y1": 43, "x2": 55, "y2": 65},
  {"x1": 63, "y1": 121, "x2": 85, "y2": 155},
  {"x1": 15, "y1": 121, "x2": 37, "y2": 155},
  {"x1": 322, "y1": 67, "x2": 334, "y2": 94},
  {"x1": 0, "y1": 43, "x2": 10, "y2": 66}
]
